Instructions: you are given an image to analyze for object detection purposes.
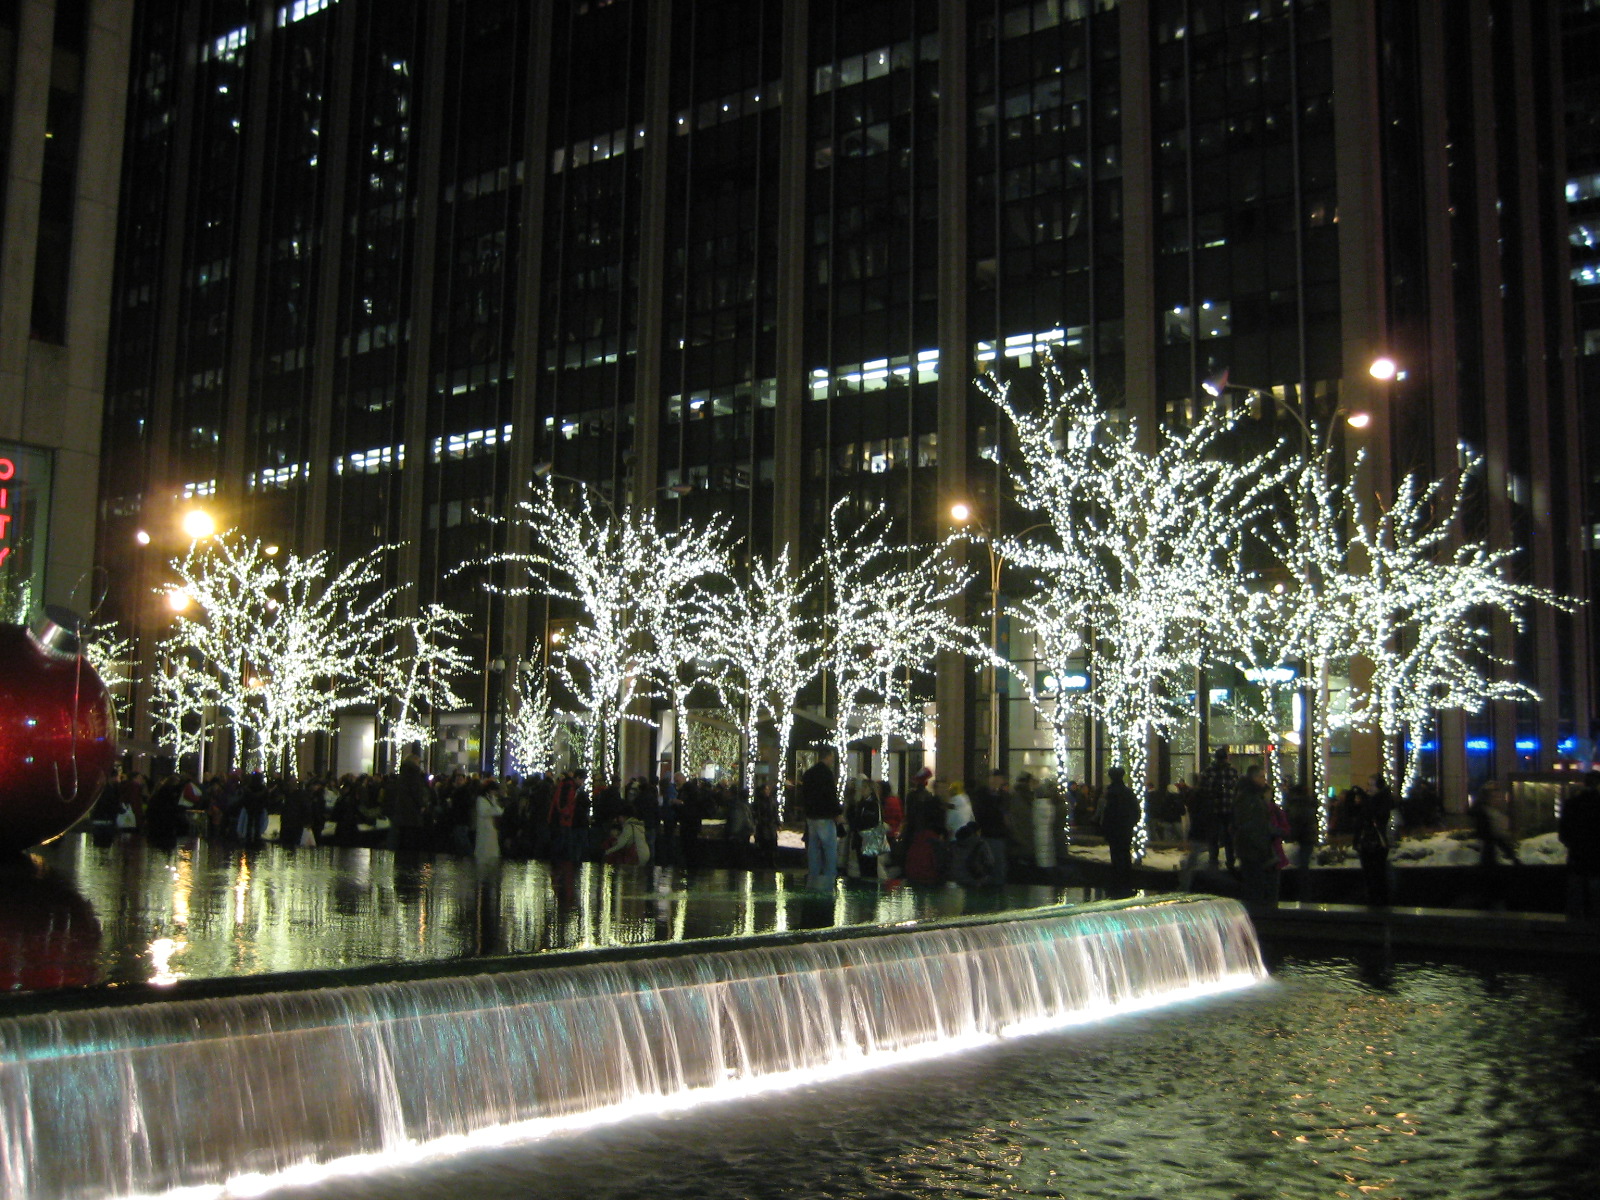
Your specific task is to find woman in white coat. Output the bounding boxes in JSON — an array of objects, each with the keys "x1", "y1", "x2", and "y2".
[{"x1": 475, "y1": 779, "x2": 503, "y2": 865}]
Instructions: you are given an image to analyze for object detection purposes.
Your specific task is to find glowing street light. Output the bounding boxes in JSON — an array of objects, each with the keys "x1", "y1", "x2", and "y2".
[
  {"x1": 166, "y1": 588, "x2": 192, "y2": 613},
  {"x1": 1368, "y1": 356, "x2": 1398, "y2": 381},
  {"x1": 134, "y1": 529, "x2": 152, "y2": 546},
  {"x1": 181, "y1": 509, "x2": 216, "y2": 540},
  {"x1": 1200, "y1": 370, "x2": 1376, "y2": 444}
]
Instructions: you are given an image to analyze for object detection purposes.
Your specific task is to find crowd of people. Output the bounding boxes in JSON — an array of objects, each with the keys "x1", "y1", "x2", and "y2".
[
  {"x1": 86, "y1": 741, "x2": 1600, "y2": 915},
  {"x1": 91, "y1": 746, "x2": 785, "y2": 870}
]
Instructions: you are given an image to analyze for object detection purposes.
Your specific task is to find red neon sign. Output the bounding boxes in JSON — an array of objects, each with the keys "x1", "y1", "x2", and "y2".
[{"x1": 0, "y1": 455, "x2": 13, "y2": 569}]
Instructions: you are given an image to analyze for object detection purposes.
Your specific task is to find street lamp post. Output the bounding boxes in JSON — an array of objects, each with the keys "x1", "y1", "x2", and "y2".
[
  {"x1": 951, "y1": 503, "x2": 1004, "y2": 777},
  {"x1": 950, "y1": 504, "x2": 1053, "y2": 781},
  {"x1": 1200, "y1": 361, "x2": 1392, "y2": 799}
]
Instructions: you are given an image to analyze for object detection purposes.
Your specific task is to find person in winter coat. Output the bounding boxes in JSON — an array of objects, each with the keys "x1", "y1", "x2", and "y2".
[
  {"x1": 602, "y1": 812, "x2": 651, "y2": 866},
  {"x1": 1471, "y1": 779, "x2": 1518, "y2": 909},
  {"x1": 1347, "y1": 776, "x2": 1393, "y2": 906},
  {"x1": 900, "y1": 766, "x2": 946, "y2": 884},
  {"x1": 1559, "y1": 772, "x2": 1600, "y2": 918},
  {"x1": 475, "y1": 780, "x2": 503, "y2": 865},
  {"x1": 1198, "y1": 747, "x2": 1239, "y2": 871},
  {"x1": 800, "y1": 749, "x2": 841, "y2": 884},
  {"x1": 1099, "y1": 766, "x2": 1140, "y2": 898},
  {"x1": 848, "y1": 776, "x2": 887, "y2": 879},
  {"x1": 972, "y1": 769, "x2": 1012, "y2": 886},
  {"x1": 1232, "y1": 764, "x2": 1281, "y2": 908},
  {"x1": 1178, "y1": 773, "x2": 1215, "y2": 891}
]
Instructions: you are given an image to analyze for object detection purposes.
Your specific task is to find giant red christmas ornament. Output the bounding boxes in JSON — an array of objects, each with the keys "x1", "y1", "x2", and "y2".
[{"x1": 0, "y1": 609, "x2": 118, "y2": 854}]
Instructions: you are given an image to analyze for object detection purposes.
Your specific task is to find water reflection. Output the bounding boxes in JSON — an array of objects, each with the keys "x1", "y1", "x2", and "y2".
[
  {"x1": 0, "y1": 854, "x2": 101, "y2": 990},
  {"x1": 13, "y1": 835, "x2": 1085, "y2": 994}
]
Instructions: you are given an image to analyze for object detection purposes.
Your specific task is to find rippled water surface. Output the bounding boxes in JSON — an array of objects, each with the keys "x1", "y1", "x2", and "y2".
[{"x1": 268, "y1": 947, "x2": 1600, "y2": 1200}]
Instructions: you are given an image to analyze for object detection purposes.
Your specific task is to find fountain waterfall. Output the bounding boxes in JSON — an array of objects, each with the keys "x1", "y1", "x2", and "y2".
[{"x1": 0, "y1": 896, "x2": 1262, "y2": 1199}]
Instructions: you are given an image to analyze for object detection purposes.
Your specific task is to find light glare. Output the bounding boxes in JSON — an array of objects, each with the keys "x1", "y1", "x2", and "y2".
[{"x1": 182, "y1": 510, "x2": 217, "y2": 540}]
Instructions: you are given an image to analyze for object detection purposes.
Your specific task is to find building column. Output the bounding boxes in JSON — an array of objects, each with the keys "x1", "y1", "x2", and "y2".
[
  {"x1": 0, "y1": 0, "x2": 53, "y2": 395},
  {"x1": 1418, "y1": 0, "x2": 1467, "y2": 810},
  {"x1": 503, "y1": 0, "x2": 557, "y2": 695},
  {"x1": 303, "y1": 0, "x2": 360, "y2": 556},
  {"x1": 935, "y1": 0, "x2": 971, "y2": 785},
  {"x1": 620, "y1": 0, "x2": 676, "y2": 782},
  {"x1": 772, "y1": 0, "x2": 809, "y2": 562},
  {"x1": 1332, "y1": 0, "x2": 1389, "y2": 790},
  {"x1": 219, "y1": 0, "x2": 279, "y2": 495},
  {"x1": 1119, "y1": 0, "x2": 1157, "y2": 433},
  {"x1": 1464, "y1": 0, "x2": 1517, "y2": 784}
]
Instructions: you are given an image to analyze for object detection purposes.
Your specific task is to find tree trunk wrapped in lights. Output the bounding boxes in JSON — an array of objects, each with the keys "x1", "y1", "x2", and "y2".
[
  {"x1": 505, "y1": 659, "x2": 568, "y2": 777},
  {"x1": 383, "y1": 602, "x2": 473, "y2": 763}
]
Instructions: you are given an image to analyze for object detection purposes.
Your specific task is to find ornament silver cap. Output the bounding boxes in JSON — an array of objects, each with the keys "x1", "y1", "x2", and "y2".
[{"x1": 29, "y1": 605, "x2": 85, "y2": 660}]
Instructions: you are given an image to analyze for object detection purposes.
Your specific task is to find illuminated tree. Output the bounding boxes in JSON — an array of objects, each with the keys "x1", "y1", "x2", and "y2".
[
  {"x1": 637, "y1": 518, "x2": 734, "y2": 778},
  {"x1": 158, "y1": 534, "x2": 401, "y2": 775},
  {"x1": 505, "y1": 659, "x2": 568, "y2": 777},
  {"x1": 821, "y1": 499, "x2": 971, "y2": 790},
  {"x1": 983, "y1": 365, "x2": 1286, "y2": 853},
  {"x1": 147, "y1": 647, "x2": 215, "y2": 772},
  {"x1": 1344, "y1": 450, "x2": 1562, "y2": 797},
  {"x1": 704, "y1": 548, "x2": 820, "y2": 788},
  {"x1": 81, "y1": 618, "x2": 136, "y2": 737},
  {"x1": 382, "y1": 602, "x2": 473, "y2": 760},
  {"x1": 478, "y1": 479, "x2": 728, "y2": 782}
]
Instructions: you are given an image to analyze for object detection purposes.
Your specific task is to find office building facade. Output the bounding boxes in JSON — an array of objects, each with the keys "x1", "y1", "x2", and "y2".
[
  {"x1": 1, "y1": 0, "x2": 130, "y2": 622},
  {"x1": 98, "y1": 0, "x2": 1588, "y2": 794}
]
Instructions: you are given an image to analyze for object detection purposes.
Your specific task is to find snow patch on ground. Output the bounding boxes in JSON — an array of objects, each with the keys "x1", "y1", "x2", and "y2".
[
  {"x1": 775, "y1": 827, "x2": 1571, "y2": 867},
  {"x1": 1067, "y1": 831, "x2": 1569, "y2": 869}
]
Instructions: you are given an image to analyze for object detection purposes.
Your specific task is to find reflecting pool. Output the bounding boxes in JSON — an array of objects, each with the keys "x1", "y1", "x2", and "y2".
[
  {"x1": 3, "y1": 836, "x2": 1082, "y2": 996},
  {"x1": 260, "y1": 945, "x2": 1600, "y2": 1200}
]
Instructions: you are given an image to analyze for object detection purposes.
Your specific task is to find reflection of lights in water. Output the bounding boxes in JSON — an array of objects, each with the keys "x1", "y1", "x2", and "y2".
[
  {"x1": 417, "y1": 861, "x2": 432, "y2": 944},
  {"x1": 600, "y1": 863, "x2": 615, "y2": 945},
  {"x1": 833, "y1": 876, "x2": 848, "y2": 926},
  {"x1": 148, "y1": 937, "x2": 188, "y2": 986},
  {"x1": 579, "y1": 862, "x2": 596, "y2": 948},
  {"x1": 739, "y1": 870, "x2": 755, "y2": 938},
  {"x1": 233, "y1": 857, "x2": 252, "y2": 925},
  {"x1": 672, "y1": 878, "x2": 688, "y2": 942},
  {"x1": 874, "y1": 886, "x2": 919, "y2": 927},
  {"x1": 108, "y1": 973, "x2": 1261, "y2": 1200},
  {"x1": 774, "y1": 872, "x2": 788, "y2": 933},
  {"x1": 171, "y1": 848, "x2": 193, "y2": 928}
]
